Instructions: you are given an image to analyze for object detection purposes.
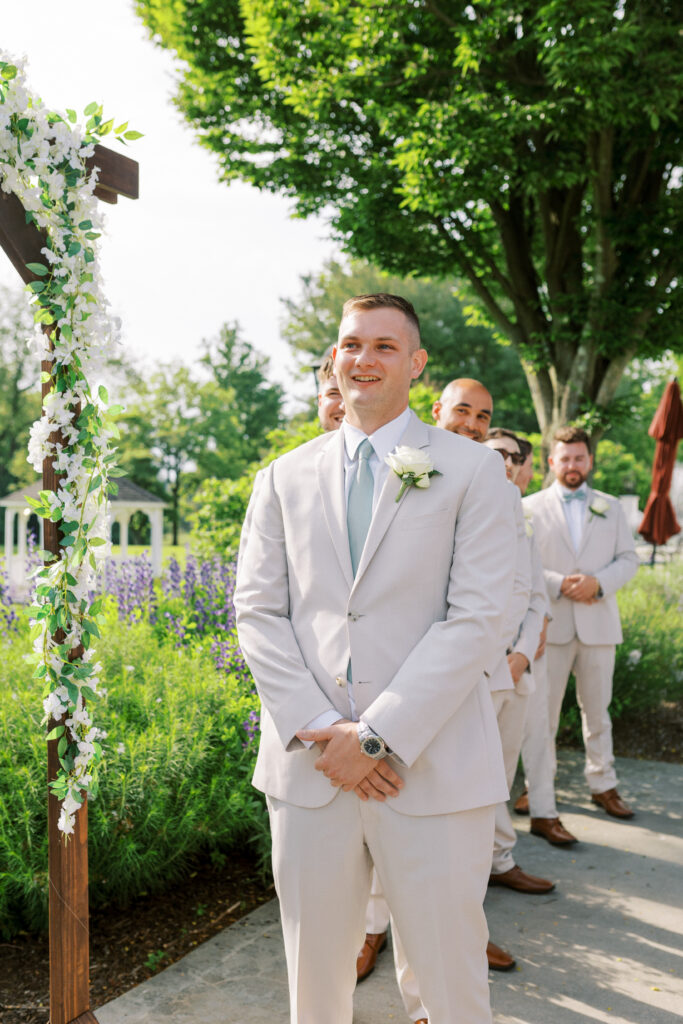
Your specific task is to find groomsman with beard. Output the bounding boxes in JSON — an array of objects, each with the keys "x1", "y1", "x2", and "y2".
[{"x1": 522, "y1": 426, "x2": 639, "y2": 818}]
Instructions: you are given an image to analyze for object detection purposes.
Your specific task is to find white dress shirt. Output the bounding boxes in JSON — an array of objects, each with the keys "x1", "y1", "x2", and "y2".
[
  {"x1": 303, "y1": 407, "x2": 412, "y2": 737},
  {"x1": 556, "y1": 481, "x2": 588, "y2": 552}
]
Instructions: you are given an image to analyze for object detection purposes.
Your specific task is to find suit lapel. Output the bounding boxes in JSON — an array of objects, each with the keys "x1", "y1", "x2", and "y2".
[
  {"x1": 316, "y1": 428, "x2": 354, "y2": 588},
  {"x1": 576, "y1": 486, "x2": 597, "y2": 556},
  {"x1": 548, "y1": 482, "x2": 577, "y2": 556},
  {"x1": 352, "y1": 412, "x2": 430, "y2": 587}
]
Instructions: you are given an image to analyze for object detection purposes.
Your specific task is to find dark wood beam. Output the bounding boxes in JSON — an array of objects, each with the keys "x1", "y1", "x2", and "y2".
[
  {"x1": 87, "y1": 143, "x2": 140, "y2": 204},
  {"x1": 0, "y1": 190, "x2": 45, "y2": 284},
  {"x1": 0, "y1": 142, "x2": 139, "y2": 283}
]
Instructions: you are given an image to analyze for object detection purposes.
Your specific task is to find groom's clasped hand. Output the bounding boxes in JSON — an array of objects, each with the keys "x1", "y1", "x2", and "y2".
[{"x1": 297, "y1": 719, "x2": 405, "y2": 801}]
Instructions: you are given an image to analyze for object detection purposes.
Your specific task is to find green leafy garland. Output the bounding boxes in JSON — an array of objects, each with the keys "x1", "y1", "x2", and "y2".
[{"x1": 0, "y1": 53, "x2": 139, "y2": 835}]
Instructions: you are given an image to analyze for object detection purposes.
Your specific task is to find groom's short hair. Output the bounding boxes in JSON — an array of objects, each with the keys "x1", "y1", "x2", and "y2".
[{"x1": 341, "y1": 293, "x2": 422, "y2": 349}]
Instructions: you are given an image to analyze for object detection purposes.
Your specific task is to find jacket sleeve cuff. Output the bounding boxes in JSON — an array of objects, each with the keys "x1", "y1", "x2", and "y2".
[{"x1": 298, "y1": 709, "x2": 345, "y2": 749}]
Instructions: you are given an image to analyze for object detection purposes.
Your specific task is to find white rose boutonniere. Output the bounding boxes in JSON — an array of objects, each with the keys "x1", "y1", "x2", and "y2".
[
  {"x1": 589, "y1": 496, "x2": 609, "y2": 519},
  {"x1": 385, "y1": 446, "x2": 441, "y2": 502},
  {"x1": 523, "y1": 508, "x2": 534, "y2": 537}
]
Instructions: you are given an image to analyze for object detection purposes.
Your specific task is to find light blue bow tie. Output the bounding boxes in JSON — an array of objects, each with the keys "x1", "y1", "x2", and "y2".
[{"x1": 562, "y1": 490, "x2": 586, "y2": 503}]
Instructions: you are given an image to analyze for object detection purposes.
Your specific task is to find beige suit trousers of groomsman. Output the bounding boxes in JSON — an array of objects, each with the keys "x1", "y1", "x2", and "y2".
[
  {"x1": 235, "y1": 414, "x2": 515, "y2": 1024},
  {"x1": 546, "y1": 639, "x2": 617, "y2": 791},
  {"x1": 520, "y1": 651, "x2": 558, "y2": 818}
]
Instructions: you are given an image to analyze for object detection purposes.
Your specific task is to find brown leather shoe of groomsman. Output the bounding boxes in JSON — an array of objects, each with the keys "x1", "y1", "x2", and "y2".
[
  {"x1": 591, "y1": 788, "x2": 635, "y2": 819},
  {"x1": 530, "y1": 816, "x2": 578, "y2": 845},
  {"x1": 514, "y1": 788, "x2": 529, "y2": 815},
  {"x1": 487, "y1": 940, "x2": 516, "y2": 971},
  {"x1": 356, "y1": 931, "x2": 388, "y2": 982},
  {"x1": 489, "y1": 864, "x2": 555, "y2": 894}
]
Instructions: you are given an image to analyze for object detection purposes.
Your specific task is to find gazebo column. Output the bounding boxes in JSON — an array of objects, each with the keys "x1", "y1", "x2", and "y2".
[
  {"x1": 150, "y1": 507, "x2": 164, "y2": 577},
  {"x1": 17, "y1": 508, "x2": 28, "y2": 568},
  {"x1": 4, "y1": 507, "x2": 14, "y2": 568},
  {"x1": 117, "y1": 511, "x2": 131, "y2": 558}
]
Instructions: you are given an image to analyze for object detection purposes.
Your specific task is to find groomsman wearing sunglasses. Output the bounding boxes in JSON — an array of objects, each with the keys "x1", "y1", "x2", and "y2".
[
  {"x1": 481, "y1": 428, "x2": 557, "y2": 892},
  {"x1": 522, "y1": 426, "x2": 639, "y2": 819}
]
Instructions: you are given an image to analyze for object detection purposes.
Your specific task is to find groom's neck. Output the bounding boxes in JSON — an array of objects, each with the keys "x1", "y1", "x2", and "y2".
[{"x1": 344, "y1": 402, "x2": 409, "y2": 437}]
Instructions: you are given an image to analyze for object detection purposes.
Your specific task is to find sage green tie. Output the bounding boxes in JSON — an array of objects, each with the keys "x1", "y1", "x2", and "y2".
[{"x1": 347, "y1": 438, "x2": 374, "y2": 576}]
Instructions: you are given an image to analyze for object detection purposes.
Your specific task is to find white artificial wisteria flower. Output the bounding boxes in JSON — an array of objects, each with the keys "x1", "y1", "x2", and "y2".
[{"x1": 0, "y1": 50, "x2": 137, "y2": 837}]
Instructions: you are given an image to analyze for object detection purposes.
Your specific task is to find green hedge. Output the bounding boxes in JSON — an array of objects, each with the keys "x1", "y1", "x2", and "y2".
[
  {"x1": 0, "y1": 611, "x2": 265, "y2": 938},
  {"x1": 560, "y1": 560, "x2": 683, "y2": 740}
]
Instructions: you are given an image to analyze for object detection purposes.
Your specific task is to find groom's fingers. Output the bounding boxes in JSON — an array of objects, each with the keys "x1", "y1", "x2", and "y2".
[
  {"x1": 355, "y1": 777, "x2": 387, "y2": 802},
  {"x1": 372, "y1": 759, "x2": 405, "y2": 791}
]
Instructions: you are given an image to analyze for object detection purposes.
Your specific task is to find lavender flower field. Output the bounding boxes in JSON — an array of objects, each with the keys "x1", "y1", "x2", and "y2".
[{"x1": 0, "y1": 552, "x2": 266, "y2": 938}]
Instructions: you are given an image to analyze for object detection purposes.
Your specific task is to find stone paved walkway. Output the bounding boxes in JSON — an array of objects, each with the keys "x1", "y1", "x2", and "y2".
[{"x1": 97, "y1": 752, "x2": 683, "y2": 1023}]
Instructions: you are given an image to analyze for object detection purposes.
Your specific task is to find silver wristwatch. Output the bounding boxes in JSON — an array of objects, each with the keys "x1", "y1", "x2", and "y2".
[{"x1": 357, "y1": 722, "x2": 388, "y2": 760}]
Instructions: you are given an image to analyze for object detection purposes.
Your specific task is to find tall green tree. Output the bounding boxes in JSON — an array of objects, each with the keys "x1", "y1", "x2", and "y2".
[
  {"x1": 283, "y1": 258, "x2": 537, "y2": 430},
  {"x1": 198, "y1": 322, "x2": 284, "y2": 471},
  {"x1": 119, "y1": 365, "x2": 208, "y2": 545},
  {"x1": 137, "y1": 0, "x2": 682, "y2": 448}
]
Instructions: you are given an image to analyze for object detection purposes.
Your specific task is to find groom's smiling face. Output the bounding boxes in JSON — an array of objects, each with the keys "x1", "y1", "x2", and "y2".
[{"x1": 333, "y1": 307, "x2": 427, "y2": 432}]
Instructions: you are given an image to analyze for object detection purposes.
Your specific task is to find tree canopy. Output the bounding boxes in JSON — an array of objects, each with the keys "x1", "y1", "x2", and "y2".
[{"x1": 137, "y1": 0, "x2": 682, "y2": 445}]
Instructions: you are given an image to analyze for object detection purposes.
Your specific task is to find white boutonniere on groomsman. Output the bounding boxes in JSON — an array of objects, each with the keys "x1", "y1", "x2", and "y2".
[
  {"x1": 523, "y1": 508, "x2": 534, "y2": 537},
  {"x1": 385, "y1": 446, "x2": 441, "y2": 502},
  {"x1": 589, "y1": 496, "x2": 609, "y2": 519}
]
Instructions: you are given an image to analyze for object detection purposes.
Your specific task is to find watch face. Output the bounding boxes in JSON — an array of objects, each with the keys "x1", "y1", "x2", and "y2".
[{"x1": 363, "y1": 736, "x2": 383, "y2": 758}]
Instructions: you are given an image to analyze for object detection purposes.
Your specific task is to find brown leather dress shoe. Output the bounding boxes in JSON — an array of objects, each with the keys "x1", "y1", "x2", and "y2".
[
  {"x1": 487, "y1": 939, "x2": 516, "y2": 971},
  {"x1": 514, "y1": 788, "x2": 529, "y2": 815},
  {"x1": 591, "y1": 788, "x2": 634, "y2": 819},
  {"x1": 415, "y1": 1019, "x2": 428, "y2": 1023},
  {"x1": 356, "y1": 931, "x2": 388, "y2": 982},
  {"x1": 489, "y1": 864, "x2": 555, "y2": 894},
  {"x1": 530, "y1": 816, "x2": 578, "y2": 845}
]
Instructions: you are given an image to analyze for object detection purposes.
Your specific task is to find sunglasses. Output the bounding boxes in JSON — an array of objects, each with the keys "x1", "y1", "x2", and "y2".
[{"x1": 491, "y1": 447, "x2": 525, "y2": 466}]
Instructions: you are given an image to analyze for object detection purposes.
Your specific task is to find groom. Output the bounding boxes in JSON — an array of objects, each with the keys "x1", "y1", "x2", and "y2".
[{"x1": 234, "y1": 293, "x2": 515, "y2": 1023}]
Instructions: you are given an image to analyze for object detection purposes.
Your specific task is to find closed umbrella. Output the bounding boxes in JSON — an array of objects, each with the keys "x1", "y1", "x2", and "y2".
[{"x1": 638, "y1": 379, "x2": 683, "y2": 561}]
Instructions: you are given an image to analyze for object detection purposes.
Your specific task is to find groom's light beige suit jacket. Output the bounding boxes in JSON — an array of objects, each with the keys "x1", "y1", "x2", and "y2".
[
  {"x1": 523, "y1": 483, "x2": 638, "y2": 646},
  {"x1": 234, "y1": 412, "x2": 514, "y2": 816}
]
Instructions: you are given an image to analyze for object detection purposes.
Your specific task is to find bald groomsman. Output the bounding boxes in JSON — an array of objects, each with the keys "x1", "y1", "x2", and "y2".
[{"x1": 523, "y1": 426, "x2": 639, "y2": 818}]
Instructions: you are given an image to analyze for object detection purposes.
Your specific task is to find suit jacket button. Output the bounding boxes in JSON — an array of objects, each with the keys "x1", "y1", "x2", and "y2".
[{"x1": 335, "y1": 675, "x2": 346, "y2": 687}]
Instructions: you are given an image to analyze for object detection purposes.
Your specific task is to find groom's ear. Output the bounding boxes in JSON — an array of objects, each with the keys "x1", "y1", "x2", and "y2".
[{"x1": 411, "y1": 347, "x2": 428, "y2": 379}]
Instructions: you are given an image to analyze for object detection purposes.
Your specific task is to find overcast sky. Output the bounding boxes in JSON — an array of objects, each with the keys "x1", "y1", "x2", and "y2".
[{"x1": 1, "y1": 0, "x2": 340, "y2": 405}]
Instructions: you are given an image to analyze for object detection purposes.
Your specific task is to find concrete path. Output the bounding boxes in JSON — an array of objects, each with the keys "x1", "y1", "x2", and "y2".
[{"x1": 96, "y1": 752, "x2": 683, "y2": 1023}]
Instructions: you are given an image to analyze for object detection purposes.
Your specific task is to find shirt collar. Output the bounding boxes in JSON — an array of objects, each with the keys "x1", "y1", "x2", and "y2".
[{"x1": 342, "y1": 407, "x2": 412, "y2": 463}]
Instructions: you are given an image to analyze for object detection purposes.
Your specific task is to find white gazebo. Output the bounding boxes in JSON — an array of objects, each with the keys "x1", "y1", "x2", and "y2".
[{"x1": 0, "y1": 477, "x2": 167, "y2": 594}]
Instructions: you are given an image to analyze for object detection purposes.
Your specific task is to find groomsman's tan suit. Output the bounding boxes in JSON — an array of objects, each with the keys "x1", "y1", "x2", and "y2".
[
  {"x1": 235, "y1": 409, "x2": 514, "y2": 1023},
  {"x1": 522, "y1": 482, "x2": 638, "y2": 793}
]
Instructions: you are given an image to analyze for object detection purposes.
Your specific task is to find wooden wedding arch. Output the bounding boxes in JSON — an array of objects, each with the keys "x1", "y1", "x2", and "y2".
[{"x1": 0, "y1": 143, "x2": 139, "y2": 1024}]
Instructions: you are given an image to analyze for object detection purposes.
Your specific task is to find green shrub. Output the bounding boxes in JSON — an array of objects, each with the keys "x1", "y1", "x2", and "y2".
[
  {"x1": 0, "y1": 609, "x2": 265, "y2": 938},
  {"x1": 559, "y1": 561, "x2": 683, "y2": 741},
  {"x1": 189, "y1": 419, "x2": 321, "y2": 559}
]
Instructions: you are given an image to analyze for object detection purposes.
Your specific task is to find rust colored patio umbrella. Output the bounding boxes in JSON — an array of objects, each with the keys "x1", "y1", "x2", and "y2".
[{"x1": 638, "y1": 379, "x2": 683, "y2": 562}]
